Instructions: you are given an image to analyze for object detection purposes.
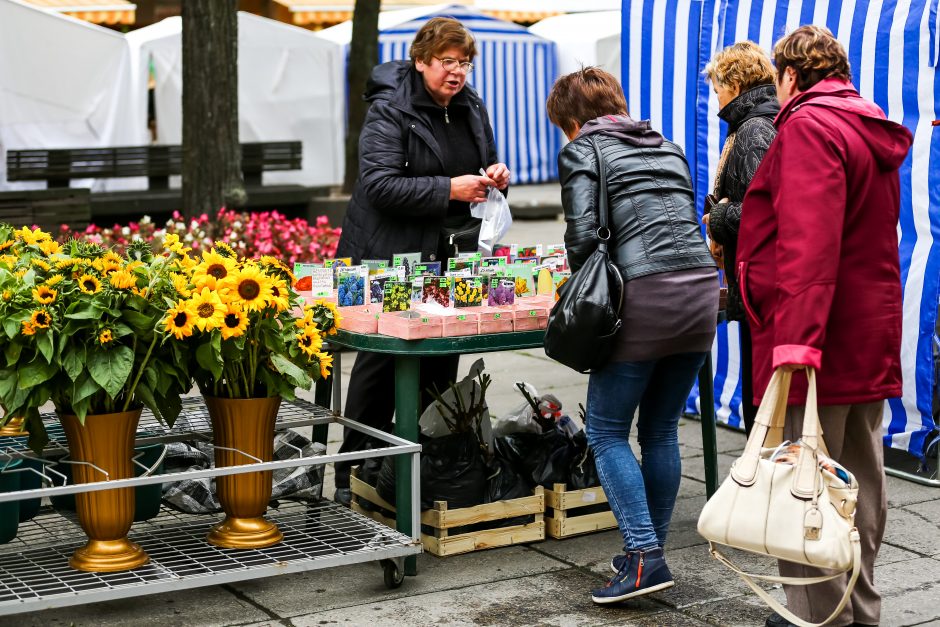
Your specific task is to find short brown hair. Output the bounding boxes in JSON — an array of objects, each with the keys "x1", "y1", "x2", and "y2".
[
  {"x1": 546, "y1": 67, "x2": 628, "y2": 137},
  {"x1": 409, "y1": 17, "x2": 477, "y2": 64},
  {"x1": 773, "y1": 25, "x2": 852, "y2": 92},
  {"x1": 704, "y1": 41, "x2": 776, "y2": 92}
]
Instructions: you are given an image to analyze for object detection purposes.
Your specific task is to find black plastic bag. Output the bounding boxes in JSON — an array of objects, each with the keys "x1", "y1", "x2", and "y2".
[
  {"x1": 377, "y1": 432, "x2": 487, "y2": 510},
  {"x1": 494, "y1": 431, "x2": 575, "y2": 489},
  {"x1": 568, "y1": 431, "x2": 601, "y2": 490},
  {"x1": 481, "y1": 456, "x2": 535, "y2": 529}
]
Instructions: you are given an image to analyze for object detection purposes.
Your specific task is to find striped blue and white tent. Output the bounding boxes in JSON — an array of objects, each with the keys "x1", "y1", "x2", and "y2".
[
  {"x1": 622, "y1": 0, "x2": 939, "y2": 459},
  {"x1": 322, "y1": 4, "x2": 562, "y2": 184}
]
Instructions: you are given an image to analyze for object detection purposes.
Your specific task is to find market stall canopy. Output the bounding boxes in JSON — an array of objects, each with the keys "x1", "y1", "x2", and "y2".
[
  {"x1": 19, "y1": 0, "x2": 135, "y2": 25},
  {"x1": 529, "y1": 11, "x2": 621, "y2": 81},
  {"x1": 473, "y1": 0, "x2": 619, "y2": 23},
  {"x1": 0, "y1": 0, "x2": 140, "y2": 191},
  {"x1": 126, "y1": 11, "x2": 345, "y2": 187},
  {"x1": 320, "y1": 3, "x2": 562, "y2": 184}
]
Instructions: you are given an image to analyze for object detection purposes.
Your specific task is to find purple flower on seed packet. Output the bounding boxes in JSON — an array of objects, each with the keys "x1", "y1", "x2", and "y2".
[{"x1": 487, "y1": 278, "x2": 516, "y2": 306}]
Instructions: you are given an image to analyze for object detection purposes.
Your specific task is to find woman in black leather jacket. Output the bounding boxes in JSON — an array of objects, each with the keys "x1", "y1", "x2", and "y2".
[
  {"x1": 702, "y1": 41, "x2": 779, "y2": 436},
  {"x1": 546, "y1": 67, "x2": 718, "y2": 604},
  {"x1": 332, "y1": 17, "x2": 510, "y2": 505}
]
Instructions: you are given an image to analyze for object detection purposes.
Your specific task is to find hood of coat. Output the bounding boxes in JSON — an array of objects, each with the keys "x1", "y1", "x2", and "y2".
[
  {"x1": 575, "y1": 114, "x2": 664, "y2": 147},
  {"x1": 776, "y1": 77, "x2": 913, "y2": 172},
  {"x1": 718, "y1": 84, "x2": 780, "y2": 132},
  {"x1": 364, "y1": 60, "x2": 478, "y2": 110}
]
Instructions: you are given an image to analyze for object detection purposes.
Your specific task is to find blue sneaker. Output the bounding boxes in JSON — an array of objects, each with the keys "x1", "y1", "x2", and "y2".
[
  {"x1": 610, "y1": 553, "x2": 628, "y2": 573},
  {"x1": 592, "y1": 546, "x2": 674, "y2": 604}
]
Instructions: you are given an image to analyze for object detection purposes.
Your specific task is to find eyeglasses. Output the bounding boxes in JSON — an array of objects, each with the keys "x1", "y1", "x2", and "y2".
[{"x1": 434, "y1": 56, "x2": 474, "y2": 73}]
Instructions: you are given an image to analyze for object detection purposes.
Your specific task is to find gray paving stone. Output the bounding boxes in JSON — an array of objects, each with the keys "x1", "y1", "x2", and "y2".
[
  {"x1": 885, "y1": 474, "x2": 940, "y2": 508},
  {"x1": 290, "y1": 568, "x2": 666, "y2": 627},
  {"x1": 228, "y1": 545, "x2": 568, "y2": 618},
  {"x1": 681, "y1": 591, "x2": 786, "y2": 627},
  {"x1": 876, "y1": 557, "x2": 940, "y2": 626},
  {"x1": 883, "y1": 508, "x2": 940, "y2": 556},
  {"x1": 0, "y1": 586, "x2": 270, "y2": 627}
]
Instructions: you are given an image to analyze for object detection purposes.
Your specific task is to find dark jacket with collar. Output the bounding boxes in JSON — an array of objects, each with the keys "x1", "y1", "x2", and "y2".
[
  {"x1": 706, "y1": 84, "x2": 779, "y2": 321},
  {"x1": 337, "y1": 61, "x2": 499, "y2": 263},
  {"x1": 560, "y1": 115, "x2": 714, "y2": 280}
]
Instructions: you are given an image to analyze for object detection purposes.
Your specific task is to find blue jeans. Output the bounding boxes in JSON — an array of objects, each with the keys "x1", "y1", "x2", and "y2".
[{"x1": 586, "y1": 352, "x2": 707, "y2": 551}]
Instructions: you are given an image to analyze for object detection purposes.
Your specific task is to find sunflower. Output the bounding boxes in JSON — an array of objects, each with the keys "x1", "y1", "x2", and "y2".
[
  {"x1": 20, "y1": 321, "x2": 35, "y2": 336},
  {"x1": 32, "y1": 286, "x2": 56, "y2": 304},
  {"x1": 162, "y1": 233, "x2": 181, "y2": 250},
  {"x1": 78, "y1": 274, "x2": 101, "y2": 295},
  {"x1": 45, "y1": 274, "x2": 64, "y2": 287},
  {"x1": 214, "y1": 241, "x2": 236, "y2": 258},
  {"x1": 171, "y1": 272, "x2": 191, "y2": 298},
  {"x1": 98, "y1": 329, "x2": 114, "y2": 345},
  {"x1": 31, "y1": 258, "x2": 51, "y2": 272},
  {"x1": 0, "y1": 240, "x2": 13, "y2": 252},
  {"x1": 15, "y1": 227, "x2": 48, "y2": 246},
  {"x1": 38, "y1": 240, "x2": 61, "y2": 256},
  {"x1": 296, "y1": 326, "x2": 323, "y2": 357},
  {"x1": 55, "y1": 258, "x2": 82, "y2": 270},
  {"x1": 1, "y1": 290, "x2": 11, "y2": 302},
  {"x1": 93, "y1": 257, "x2": 122, "y2": 275},
  {"x1": 268, "y1": 278, "x2": 291, "y2": 312},
  {"x1": 223, "y1": 264, "x2": 274, "y2": 312},
  {"x1": 316, "y1": 352, "x2": 334, "y2": 379},
  {"x1": 132, "y1": 286, "x2": 150, "y2": 299},
  {"x1": 109, "y1": 270, "x2": 137, "y2": 289},
  {"x1": 188, "y1": 287, "x2": 226, "y2": 331},
  {"x1": 0, "y1": 255, "x2": 15, "y2": 268},
  {"x1": 260, "y1": 255, "x2": 296, "y2": 283},
  {"x1": 164, "y1": 301, "x2": 197, "y2": 340},
  {"x1": 220, "y1": 304, "x2": 249, "y2": 340},
  {"x1": 192, "y1": 250, "x2": 237, "y2": 290},
  {"x1": 29, "y1": 309, "x2": 52, "y2": 329}
]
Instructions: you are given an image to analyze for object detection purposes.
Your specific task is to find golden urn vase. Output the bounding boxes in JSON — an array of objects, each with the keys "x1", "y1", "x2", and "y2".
[
  {"x1": 0, "y1": 416, "x2": 27, "y2": 437},
  {"x1": 204, "y1": 396, "x2": 283, "y2": 549},
  {"x1": 59, "y1": 409, "x2": 149, "y2": 572}
]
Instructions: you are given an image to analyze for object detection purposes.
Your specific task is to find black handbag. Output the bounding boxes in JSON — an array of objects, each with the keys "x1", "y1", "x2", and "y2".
[{"x1": 543, "y1": 137, "x2": 624, "y2": 373}]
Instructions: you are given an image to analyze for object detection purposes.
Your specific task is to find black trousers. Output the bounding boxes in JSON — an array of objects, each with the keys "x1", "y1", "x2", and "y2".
[
  {"x1": 334, "y1": 351, "x2": 460, "y2": 489},
  {"x1": 739, "y1": 320, "x2": 757, "y2": 436}
]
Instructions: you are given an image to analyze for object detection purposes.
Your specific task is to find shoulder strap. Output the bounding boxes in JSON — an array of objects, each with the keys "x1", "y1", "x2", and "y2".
[{"x1": 589, "y1": 137, "x2": 612, "y2": 252}]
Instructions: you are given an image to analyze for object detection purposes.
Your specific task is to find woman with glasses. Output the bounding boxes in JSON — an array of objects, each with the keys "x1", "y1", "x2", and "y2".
[{"x1": 333, "y1": 17, "x2": 510, "y2": 505}]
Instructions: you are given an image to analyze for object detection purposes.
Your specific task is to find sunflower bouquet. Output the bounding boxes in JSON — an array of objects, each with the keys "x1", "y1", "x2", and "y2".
[
  {"x1": 0, "y1": 225, "x2": 193, "y2": 453},
  {"x1": 161, "y1": 239, "x2": 335, "y2": 399}
]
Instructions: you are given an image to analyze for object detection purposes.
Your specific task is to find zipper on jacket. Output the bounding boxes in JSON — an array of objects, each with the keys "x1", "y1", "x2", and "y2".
[{"x1": 444, "y1": 106, "x2": 450, "y2": 124}]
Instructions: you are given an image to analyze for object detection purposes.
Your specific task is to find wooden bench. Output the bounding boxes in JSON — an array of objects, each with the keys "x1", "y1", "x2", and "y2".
[
  {"x1": 5, "y1": 142, "x2": 316, "y2": 221},
  {"x1": 0, "y1": 188, "x2": 90, "y2": 232}
]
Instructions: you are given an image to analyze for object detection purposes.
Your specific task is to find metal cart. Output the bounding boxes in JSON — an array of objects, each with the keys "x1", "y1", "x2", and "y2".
[{"x1": 0, "y1": 397, "x2": 422, "y2": 616}]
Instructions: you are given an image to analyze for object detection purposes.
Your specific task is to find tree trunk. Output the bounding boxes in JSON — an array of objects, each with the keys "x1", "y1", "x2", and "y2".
[
  {"x1": 182, "y1": 0, "x2": 245, "y2": 218},
  {"x1": 342, "y1": 0, "x2": 381, "y2": 194}
]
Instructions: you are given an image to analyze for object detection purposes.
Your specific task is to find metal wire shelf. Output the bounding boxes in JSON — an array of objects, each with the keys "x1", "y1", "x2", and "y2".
[{"x1": 0, "y1": 500, "x2": 420, "y2": 615}]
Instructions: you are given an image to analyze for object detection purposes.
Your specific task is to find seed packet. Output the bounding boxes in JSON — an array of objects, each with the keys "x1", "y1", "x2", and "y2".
[
  {"x1": 536, "y1": 267, "x2": 554, "y2": 296},
  {"x1": 453, "y1": 277, "x2": 483, "y2": 307},
  {"x1": 481, "y1": 256, "x2": 507, "y2": 267},
  {"x1": 369, "y1": 272, "x2": 396, "y2": 304},
  {"x1": 382, "y1": 281, "x2": 411, "y2": 312},
  {"x1": 514, "y1": 256, "x2": 540, "y2": 265},
  {"x1": 336, "y1": 266, "x2": 369, "y2": 307},
  {"x1": 421, "y1": 276, "x2": 452, "y2": 307},
  {"x1": 492, "y1": 244, "x2": 515, "y2": 259},
  {"x1": 410, "y1": 278, "x2": 424, "y2": 303},
  {"x1": 413, "y1": 261, "x2": 442, "y2": 278},
  {"x1": 516, "y1": 245, "x2": 542, "y2": 260},
  {"x1": 488, "y1": 277, "x2": 516, "y2": 306},
  {"x1": 545, "y1": 244, "x2": 566, "y2": 257},
  {"x1": 445, "y1": 269, "x2": 473, "y2": 278},
  {"x1": 362, "y1": 259, "x2": 389, "y2": 275},
  {"x1": 456, "y1": 251, "x2": 483, "y2": 262},
  {"x1": 553, "y1": 270, "x2": 572, "y2": 300},
  {"x1": 392, "y1": 253, "x2": 422, "y2": 277},
  {"x1": 448, "y1": 257, "x2": 479, "y2": 273},
  {"x1": 541, "y1": 254, "x2": 569, "y2": 272},
  {"x1": 505, "y1": 264, "x2": 536, "y2": 298}
]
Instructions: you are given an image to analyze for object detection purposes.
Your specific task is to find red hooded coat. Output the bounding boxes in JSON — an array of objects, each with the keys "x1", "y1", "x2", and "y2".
[{"x1": 736, "y1": 78, "x2": 913, "y2": 405}]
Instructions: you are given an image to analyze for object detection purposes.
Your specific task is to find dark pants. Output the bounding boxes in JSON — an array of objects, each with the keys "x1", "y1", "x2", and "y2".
[
  {"x1": 334, "y1": 351, "x2": 460, "y2": 489},
  {"x1": 739, "y1": 321, "x2": 757, "y2": 436}
]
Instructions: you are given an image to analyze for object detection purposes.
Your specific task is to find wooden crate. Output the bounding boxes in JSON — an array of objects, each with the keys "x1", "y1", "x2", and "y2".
[
  {"x1": 544, "y1": 483, "x2": 617, "y2": 539},
  {"x1": 350, "y1": 471, "x2": 544, "y2": 557}
]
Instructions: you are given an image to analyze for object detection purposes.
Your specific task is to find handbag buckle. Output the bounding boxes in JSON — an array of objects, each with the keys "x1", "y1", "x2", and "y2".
[
  {"x1": 596, "y1": 226, "x2": 611, "y2": 241},
  {"x1": 804, "y1": 507, "x2": 822, "y2": 540}
]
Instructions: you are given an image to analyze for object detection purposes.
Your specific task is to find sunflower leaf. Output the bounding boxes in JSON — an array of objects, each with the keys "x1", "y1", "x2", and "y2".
[
  {"x1": 270, "y1": 353, "x2": 311, "y2": 389},
  {"x1": 87, "y1": 345, "x2": 134, "y2": 399},
  {"x1": 18, "y1": 359, "x2": 57, "y2": 389},
  {"x1": 36, "y1": 331, "x2": 54, "y2": 364}
]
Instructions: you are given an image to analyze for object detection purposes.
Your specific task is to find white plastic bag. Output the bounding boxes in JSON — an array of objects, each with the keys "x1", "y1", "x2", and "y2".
[
  {"x1": 419, "y1": 358, "x2": 494, "y2": 449},
  {"x1": 470, "y1": 186, "x2": 512, "y2": 255}
]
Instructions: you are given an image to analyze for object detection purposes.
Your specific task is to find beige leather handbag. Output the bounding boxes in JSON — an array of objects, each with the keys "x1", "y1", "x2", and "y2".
[{"x1": 697, "y1": 368, "x2": 861, "y2": 627}]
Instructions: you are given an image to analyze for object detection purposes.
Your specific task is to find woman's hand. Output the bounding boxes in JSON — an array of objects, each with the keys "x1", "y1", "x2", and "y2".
[
  {"x1": 450, "y1": 174, "x2": 495, "y2": 203},
  {"x1": 484, "y1": 163, "x2": 511, "y2": 190},
  {"x1": 702, "y1": 213, "x2": 724, "y2": 270}
]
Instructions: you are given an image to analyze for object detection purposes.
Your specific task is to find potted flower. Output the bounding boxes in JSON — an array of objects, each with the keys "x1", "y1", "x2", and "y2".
[
  {"x1": 163, "y1": 240, "x2": 335, "y2": 549},
  {"x1": 0, "y1": 225, "x2": 192, "y2": 572}
]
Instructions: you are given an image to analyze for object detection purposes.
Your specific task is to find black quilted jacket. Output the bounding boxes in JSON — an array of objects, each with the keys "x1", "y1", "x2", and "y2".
[
  {"x1": 560, "y1": 116, "x2": 714, "y2": 279},
  {"x1": 337, "y1": 61, "x2": 499, "y2": 264},
  {"x1": 706, "y1": 84, "x2": 779, "y2": 321}
]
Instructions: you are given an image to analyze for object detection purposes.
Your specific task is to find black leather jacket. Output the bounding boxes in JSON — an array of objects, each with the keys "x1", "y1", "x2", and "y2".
[
  {"x1": 560, "y1": 129, "x2": 714, "y2": 279},
  {"x1": 337, "y1": 61, "x2": 499, "y2": 263}
]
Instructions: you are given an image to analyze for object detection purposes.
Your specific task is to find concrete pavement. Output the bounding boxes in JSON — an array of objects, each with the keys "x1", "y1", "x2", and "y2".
[{"x1": 7, "y1": 214, "x2": 940, "y2": 627}]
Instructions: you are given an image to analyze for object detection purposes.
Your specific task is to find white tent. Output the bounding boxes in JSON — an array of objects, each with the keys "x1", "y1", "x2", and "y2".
[
  {"x1": 0, "y1": 0, "x2": 140, "y2": 191},
  {"x1": 529, "y1": 11, "x2": 621, "y2": 82},
  {"x1": 321, "y1": 4, "x2": 562, "y2": 184},
  {"x1": 126, "y1": 12, "x2": 345, "y2": 188}
]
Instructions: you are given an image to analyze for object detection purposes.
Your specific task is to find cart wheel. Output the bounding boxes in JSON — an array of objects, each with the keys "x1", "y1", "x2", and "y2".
[{"x1": 381, "y1": 559, "x2": 404, "y2": 589}]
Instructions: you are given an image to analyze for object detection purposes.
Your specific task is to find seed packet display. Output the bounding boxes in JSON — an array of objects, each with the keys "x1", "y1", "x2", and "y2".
[
  {"x1": 369, "y1": 272, "x2": 396, "y2": 304},
  {"x1": 362, "y1": 259, "x2": 389, "y2": 275},
  {"x1": 487, "y1": 277, "x2": 516, "y2": 306},
  {"x1": 453, "y1": 277, "x2": 483, "y2": 307},
  {"x1": 422, "y1": 277, "x2": 452, "y2": 307},
  {"x1": 412, "y1": 261, "x2": 442, "y2": 278},
  {"x1": 505, "y1": 264, "x2": 536, "y2": 297},
  {"x1": 336, "y1": 266, "x2": 369, "y2": 306},
  {"x1": 392, "y1": 253, "x2": 422, "y2": 277},
  {"x1": 382, "y1": 281, "x2": 411, "y2": 312},
  {"x1": 481, "y1": 256, "x2": 507, "y2": 267}
]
